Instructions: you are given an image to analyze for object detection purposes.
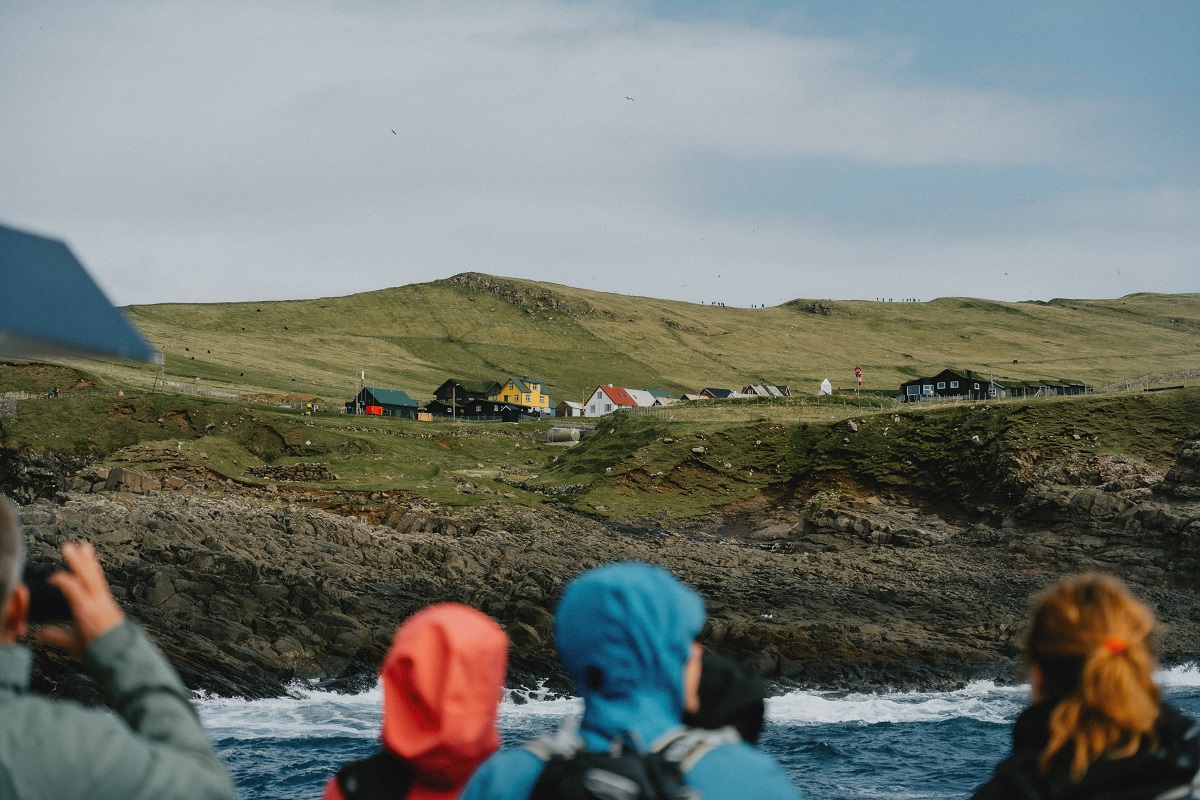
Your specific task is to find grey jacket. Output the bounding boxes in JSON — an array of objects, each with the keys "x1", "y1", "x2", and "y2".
[{"x1": 0, "y1": 620, "x2": 235, "y2": 800}]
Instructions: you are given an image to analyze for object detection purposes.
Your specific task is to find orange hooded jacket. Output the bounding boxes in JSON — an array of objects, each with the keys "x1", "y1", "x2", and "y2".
[{"x1": 322, "y1": 603, "x2": 509, "y2": 800}]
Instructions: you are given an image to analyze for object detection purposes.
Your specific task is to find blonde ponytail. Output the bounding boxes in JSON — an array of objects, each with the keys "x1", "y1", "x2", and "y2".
[{"x1": 1027, "y1": 574, "x2": 1160, "y2": 782}]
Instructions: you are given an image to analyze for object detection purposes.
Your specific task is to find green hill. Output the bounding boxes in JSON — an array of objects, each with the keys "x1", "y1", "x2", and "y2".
[{"x1": 62, "y1": 273, "x2": 1200, "y2": 404}]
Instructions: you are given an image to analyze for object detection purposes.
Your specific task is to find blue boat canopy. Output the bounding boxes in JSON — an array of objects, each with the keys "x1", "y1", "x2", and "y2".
[{"x1": 0, "y1": 222, "x2": 160, "y2": 363}]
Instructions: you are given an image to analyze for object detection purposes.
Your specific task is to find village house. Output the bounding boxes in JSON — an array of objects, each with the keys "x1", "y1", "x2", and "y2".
[
  {"x1": 742, "y1": 383, "x2": 791, "y2": 397},
  {"x1": 625, "y1": 389, "x2": 658, "y2": 408},
  {"x1": 899, "y1": 369, "x2": 1089, "y2": 403},
  {"x1": 489, "y1": 376, "x2": 551, "y2": 413},
  {"x1": 346, "y1": 386, "x2": 420, "y2": 418},
  {"x1": 899, "y1": 369, "x2": 988, "y2": 402},
  {"x1": 585, "y1": 384, "x2": 639, "y2": 417},
  {"x1": 643, "y1": 389, "x2": 676, "y2": 406},
  {"x1": 556, "y1": 400, "x2": 585, "y2": 417},
  {"x1": 432, "y1": 378, "x2": 495, "y2": 405}
]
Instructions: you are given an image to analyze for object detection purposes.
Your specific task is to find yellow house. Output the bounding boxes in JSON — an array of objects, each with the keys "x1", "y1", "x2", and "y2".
[{"x1": 489, "y1": 376, "x2": 550, "y2": 409}]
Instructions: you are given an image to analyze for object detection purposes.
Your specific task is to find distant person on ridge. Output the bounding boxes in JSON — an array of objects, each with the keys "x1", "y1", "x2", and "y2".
[
  {"x1": 321, "y1": 603, "x2": 509, "y2": 800},
  {"x1": 971, "y1": 573, "x2": 1200, "y2": 799},
  {"x1": 461, "y1": 561, "x2": 801, "y2": 800},
  {"x1": 0, "y1": 498, "x2": 236, "y2": 800}
]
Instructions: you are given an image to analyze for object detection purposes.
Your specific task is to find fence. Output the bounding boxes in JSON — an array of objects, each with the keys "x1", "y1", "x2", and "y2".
[{"x1": 1100, "y1": 369, "x2": 1197, "y2": 394}]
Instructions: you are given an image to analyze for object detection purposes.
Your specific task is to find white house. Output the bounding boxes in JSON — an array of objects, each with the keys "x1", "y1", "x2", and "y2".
[{"x1": 584, "y1": 384, "x2": 640, "y2": 417}]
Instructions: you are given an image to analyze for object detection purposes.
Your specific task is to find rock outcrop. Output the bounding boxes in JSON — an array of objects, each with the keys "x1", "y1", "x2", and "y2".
[{"x1": 11, "y1": 440, "x2": 1200, "y2": 701}]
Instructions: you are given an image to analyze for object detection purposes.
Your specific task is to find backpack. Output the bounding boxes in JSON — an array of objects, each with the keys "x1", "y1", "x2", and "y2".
[
  {"x1": 334, "y1": 750, "x2": 415, "y2": 800},
  {"x1": 526, "y1": 718, "x2": 741, "y2": 800}
]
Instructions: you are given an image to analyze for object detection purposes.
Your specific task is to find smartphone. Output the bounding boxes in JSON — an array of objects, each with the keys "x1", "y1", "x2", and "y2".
[{"x1": 23, "y1": 563, "x2": 72, "y2": 624}]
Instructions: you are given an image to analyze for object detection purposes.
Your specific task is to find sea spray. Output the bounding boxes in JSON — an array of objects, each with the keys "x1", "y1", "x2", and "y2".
[{"x1": 197, "y1": 666, "x2": 1200, "y2": 800}]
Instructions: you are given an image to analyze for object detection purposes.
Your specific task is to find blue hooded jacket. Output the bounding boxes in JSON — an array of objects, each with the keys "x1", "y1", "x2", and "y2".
[{"x1": 461, "y1": 562, "x2": 801, "y2": 800}]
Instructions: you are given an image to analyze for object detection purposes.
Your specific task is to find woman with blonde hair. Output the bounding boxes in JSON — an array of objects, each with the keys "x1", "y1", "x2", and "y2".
[{"x1": 972, "y1": 573, "x2": 1199, "y2": 798}]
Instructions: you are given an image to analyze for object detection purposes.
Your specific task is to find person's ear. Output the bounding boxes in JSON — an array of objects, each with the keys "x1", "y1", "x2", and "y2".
[
  {"x1": 1, "y1": 584, "x2": 30, "y2": 644},
  {"x1": 1029, "y1": 664, "x2": 1044, "y2": 703},
  {"x1": 684, "y1": 642, "x2": 703, "y2": 714}
]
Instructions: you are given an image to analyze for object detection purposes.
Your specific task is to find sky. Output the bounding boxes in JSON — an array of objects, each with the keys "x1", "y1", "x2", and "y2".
[{"x1": 2, "y1": 0, "x2": 1198, "y2": 308}]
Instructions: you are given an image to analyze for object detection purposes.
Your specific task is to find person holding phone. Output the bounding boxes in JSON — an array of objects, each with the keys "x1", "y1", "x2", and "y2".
[{"x1": 0, "y1": 498, "x2": 235, "y2": 800}]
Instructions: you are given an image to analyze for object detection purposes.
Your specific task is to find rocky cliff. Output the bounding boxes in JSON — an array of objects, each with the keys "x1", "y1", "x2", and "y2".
[{"x1": 16, "y1": 440, "x2": 1200, "y2": 700}]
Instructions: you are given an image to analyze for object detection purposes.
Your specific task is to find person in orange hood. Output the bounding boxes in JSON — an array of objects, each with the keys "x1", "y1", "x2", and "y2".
[{"x1": 322, "y1": 603, "x2": 509, "y2": 800}]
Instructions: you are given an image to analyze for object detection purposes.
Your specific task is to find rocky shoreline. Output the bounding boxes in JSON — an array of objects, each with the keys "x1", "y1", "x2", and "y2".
[{"x1": 12, "y1": 441, "x2": 1200, "y2": 701}]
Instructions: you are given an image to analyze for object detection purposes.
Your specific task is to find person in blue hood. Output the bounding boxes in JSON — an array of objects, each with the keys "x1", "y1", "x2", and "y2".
[{"x1": 461, "y1": 562, "x2": 801, "y2": 800}]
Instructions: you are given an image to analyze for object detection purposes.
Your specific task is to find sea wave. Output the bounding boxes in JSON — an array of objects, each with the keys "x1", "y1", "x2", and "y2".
[
  {"x1": 766, "y1": 680, "x2": 1026, "y2": 726},
  {"x1": 195, "y1": 663, "x2": 1200, "y2": 739},
  {"x1": 1159, "y1": 663, "x2": 1200, "y2": 687}
]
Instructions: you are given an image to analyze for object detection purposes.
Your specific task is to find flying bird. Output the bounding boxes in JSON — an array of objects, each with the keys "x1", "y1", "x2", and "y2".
[
  {"x1": 625, "y1": 96, "x2": 634, "y2": 101},
  {"x1": 391, "y1": 129, "x2": 396, "y2": 135}
]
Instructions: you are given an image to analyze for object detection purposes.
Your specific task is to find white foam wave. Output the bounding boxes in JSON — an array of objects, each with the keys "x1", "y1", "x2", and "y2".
[
  {"x1": 1158, "y1": 663, "x2": 1200, "y2": 687},
  {"x1": 194, "y1": 665, "x2": 1200, "y2": 740},
  {"x1": 766, "y1": 680, "x2": 1028, "y2": 726},
  {"x1": 196, "y1": 683, "x2": 384, "y2": 740}
]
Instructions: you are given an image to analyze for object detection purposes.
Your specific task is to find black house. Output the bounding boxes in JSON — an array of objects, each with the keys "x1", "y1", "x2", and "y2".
[
  {"x1": 346, "y1": 386, "x2": 420, "y2": 418},
  {"x1": 425, "y1": 398, "x2": 524, "y2": 422},
  {"x1": 432, "y1": 379, "x2": 497, "y2": 405},
  {"x1": 899, "y1": 369, "x2": 989, "y2": 402}
]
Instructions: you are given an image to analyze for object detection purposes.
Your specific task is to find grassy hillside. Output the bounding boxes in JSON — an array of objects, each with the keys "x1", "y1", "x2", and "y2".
[{"x1": 49, "y1": 273, "x2": 1199, "y2": 406}]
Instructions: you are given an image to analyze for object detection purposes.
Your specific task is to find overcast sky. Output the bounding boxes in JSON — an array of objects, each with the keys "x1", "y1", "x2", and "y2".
[{"x1": 3, "y1": 0, "x2": 1197, "y2": 307}]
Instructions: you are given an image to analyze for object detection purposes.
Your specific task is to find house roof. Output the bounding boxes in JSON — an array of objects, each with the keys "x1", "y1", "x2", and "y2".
[
  {"x1": 439, "y1": 378, "x2": 495, "y2": 396},
  {"x1": 743, "y1": 383, "x2": 790, "y2": 397},
  {"x1": 596, "y1": 385, "x2": 638, "y2": 406},
  {"x1": 559, "y1": 400, "x2": 585, "y2": 409},
  {"x1": 363, "y1": 387, "x2": 418, "y2": 407},
  {"x1": 501, "y1": 376, "x2": 544, "y2": 393},
  {"x1": 700, "y1": 387, "x2": 735, "y2": 398},
  {"x1": 644, "y1": 388, "x2": 675, "y2": 399},
  {"x1": 625, "y1": 389, "x2": 657, "y2": 407}
]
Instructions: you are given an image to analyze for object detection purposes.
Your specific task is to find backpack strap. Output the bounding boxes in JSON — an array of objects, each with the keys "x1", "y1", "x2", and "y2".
[
  {"x1": 334, "y1": 750, "x2": 415, "y2": 800},
  {"x1": 525, "y1": 716, "x2": 589, "y2": 762},
  {"x1": 651, "y1": 725, "x2": 743, "y2": 774}
]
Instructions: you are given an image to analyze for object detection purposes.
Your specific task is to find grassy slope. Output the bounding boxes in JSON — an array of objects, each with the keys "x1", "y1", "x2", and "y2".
[
  {"x1": 54, "y1": 275, "x2": 1199, "y2": 405},
  {"x1": 5, "y1": 275, "x2": 1197, "y2": 518},
  {"x1": 534, "y1": 388, "x2": 1200, "y2": 519}
]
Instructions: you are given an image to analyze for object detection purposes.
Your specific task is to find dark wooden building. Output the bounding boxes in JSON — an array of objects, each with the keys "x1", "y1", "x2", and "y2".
[
  {"x1": 432, "y1": 379, "x2": 497, "y2": 405},
  {"x1": 899, "y1": 369, "x2": 989, "y2": 402},
  {"x1": 346, "y1": 386, "x2": 419, "y2": 418}
]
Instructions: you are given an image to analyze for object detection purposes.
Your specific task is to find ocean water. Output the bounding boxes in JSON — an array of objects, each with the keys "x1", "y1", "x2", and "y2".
[{"x1": 199, "y1": 665, "x2": 1200, "y2": 799}]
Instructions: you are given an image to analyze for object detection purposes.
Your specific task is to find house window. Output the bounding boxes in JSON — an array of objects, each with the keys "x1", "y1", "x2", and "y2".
[
  {"x1": 589, "y1": 405, "x2": 595, "y2": 413},
  {"x1": 907, "y1": 385, "x2": 919, "y2": 396},
  {"x1": 605, "y1": 404, "x2": 612, "y2": 412},
  {"x1": 937, "y1": 382, "x2": 946, "y2": 390},
  {"x1": 950, "y1": 381, "x2": 959, "y2": 389},
  {"x1": 922, "y1": 384, "x2": 933, "y2": 395},
  {"x1": 973, "y1": 383, "x2": 980, "y2": 389},
  {"x1": 525, "y1": 394, "x2": 531, "y2": 403}
]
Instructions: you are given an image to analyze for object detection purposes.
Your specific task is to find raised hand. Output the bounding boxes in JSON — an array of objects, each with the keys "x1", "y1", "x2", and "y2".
[{"x1": 37, "y1": 541, "x2": 125, "y2": 656}]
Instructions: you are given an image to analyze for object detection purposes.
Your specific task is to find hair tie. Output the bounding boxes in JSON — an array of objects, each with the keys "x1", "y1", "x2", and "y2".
[{"x1": 1101, "y1": 636, "x2": 1128, "y2": 655}]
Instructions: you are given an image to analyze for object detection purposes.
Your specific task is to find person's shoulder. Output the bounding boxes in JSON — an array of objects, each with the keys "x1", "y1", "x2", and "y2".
[
  {"x1": 969, "y1": 751, "x2": 1043, "y2": 800},
  {"x1": 686, "y1": 740, "x2": 801, "y2": 799},
  {"x1": 461, "y1": 748, "x2": 545, "y2": 800}
]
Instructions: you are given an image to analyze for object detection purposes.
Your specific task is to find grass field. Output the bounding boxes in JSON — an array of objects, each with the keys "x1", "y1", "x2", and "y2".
[
  {"x1": 36, "y1": 273, "x2": 1199, "y2": 408},
  {"x1": 4, "y1": 275, "x2": 1197, "y2": 518}
]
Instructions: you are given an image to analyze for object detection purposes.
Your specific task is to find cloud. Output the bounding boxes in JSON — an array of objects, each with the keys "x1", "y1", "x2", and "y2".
[{"x1": 0, "y1": 0, "x2": 1185, "y2": 307}]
